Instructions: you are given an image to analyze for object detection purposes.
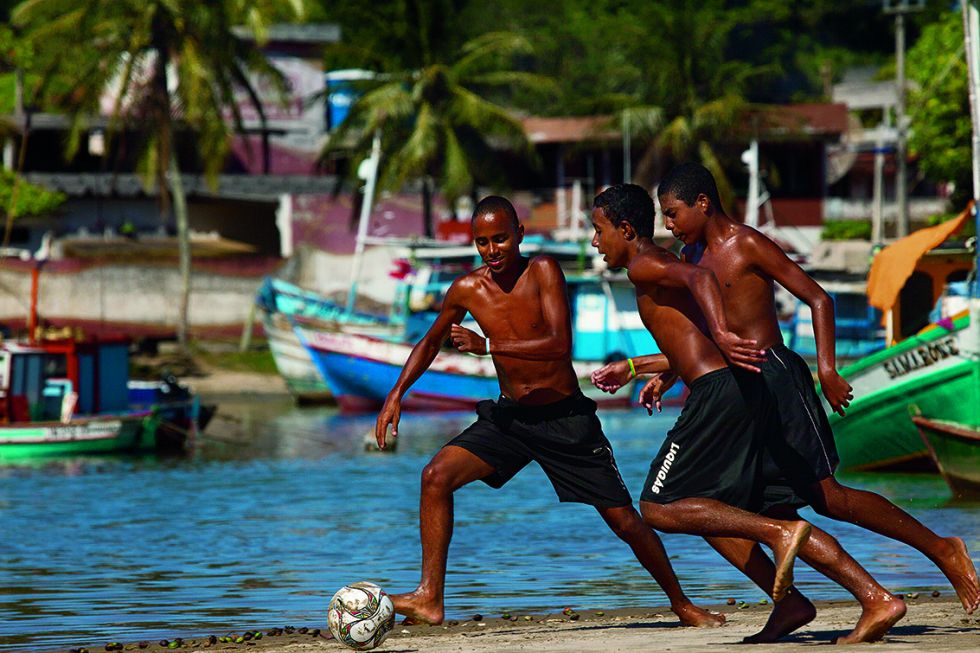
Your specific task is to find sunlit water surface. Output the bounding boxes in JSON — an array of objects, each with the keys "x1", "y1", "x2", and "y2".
[{"x1": 2, "y1": 400, "x2": 978, "y2": 651}]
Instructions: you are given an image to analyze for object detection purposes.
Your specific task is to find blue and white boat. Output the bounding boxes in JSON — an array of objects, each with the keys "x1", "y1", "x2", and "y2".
[
  {"x1": 293, "y1": 237, "x2": 672, "y2": 412},
  {"x1": 255, "y1": 277, "x2": 394, "y2": 403}
]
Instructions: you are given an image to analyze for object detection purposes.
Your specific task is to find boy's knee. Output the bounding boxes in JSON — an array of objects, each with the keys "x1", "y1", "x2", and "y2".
[
  {"x1": 602, "y1": 506, "x2": 646, "y2": 541},
  {"x1": 421, "y1": 461, "x2": 454, "y2": 493},
  {"x1": 639, "y1": 500, "x2": 671, "y2": 529}
]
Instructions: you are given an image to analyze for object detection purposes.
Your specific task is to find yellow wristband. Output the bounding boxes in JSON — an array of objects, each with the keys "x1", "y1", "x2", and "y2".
[{"x1": 627, "y1": 358, "x2": 636, "y2": 378}]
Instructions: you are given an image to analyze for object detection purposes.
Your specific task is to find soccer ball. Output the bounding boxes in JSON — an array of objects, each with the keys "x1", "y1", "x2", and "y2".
[{"x1": 327, "y1": 582, "x2": 395, "y2": 650}]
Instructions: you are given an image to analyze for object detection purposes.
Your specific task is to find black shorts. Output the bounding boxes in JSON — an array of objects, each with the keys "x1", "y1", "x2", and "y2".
[
  {"x1": 445, "y1": 391, "x2": 632, "y2": 508},
  {"x1": 640, "y1": 368, "x2": 767, "y2": 510},
  {"x1": 756, "y1": 345, "x2": 840, "y2": 511}
]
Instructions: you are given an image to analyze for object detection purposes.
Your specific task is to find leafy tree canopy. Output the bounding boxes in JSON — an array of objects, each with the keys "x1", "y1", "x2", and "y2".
[
  {"x1": 906, "y1": 8, "x2": 972, "y2": 208},
  {"x1": 0, "y1": 168, "x2": 65, "y2": 219}
]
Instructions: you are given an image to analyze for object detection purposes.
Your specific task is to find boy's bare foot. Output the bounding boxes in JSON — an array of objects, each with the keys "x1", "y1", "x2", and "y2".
[
  {"x1": 391, "y1": 590, "x2": 444, "y2": 625},
  {"x1": 834, "y1": 593, "x2": 906, "y2": 644},
  {"x1": 742, "y1": 588, "x2": 816, "y2": 643},
  {"x1": 772, "y1": 521, "x2": 811, "y2": 602},
  {"x1": 673, "y1": 602, "x2": 726, "y2": 627},
  {"x1": 936, "y1": 537, "x2": 980, "y2": 614}
]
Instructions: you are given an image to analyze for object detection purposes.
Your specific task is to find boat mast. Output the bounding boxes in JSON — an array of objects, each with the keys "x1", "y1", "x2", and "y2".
[
  {"x1": 346, "y1": 130, "x2": 382, "y2": 316},
  {"x1": 962, "y1": 0, "x2": 980, "y2": 353}
]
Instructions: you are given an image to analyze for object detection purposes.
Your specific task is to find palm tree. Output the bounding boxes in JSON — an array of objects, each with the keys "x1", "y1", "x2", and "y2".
[
  {"x1": 618, "y1": 1, "x2": 773, "y2": 207},
  {"x1": 321, "y1": 3, "x2": 548, "y2": 237},
  {"x1": 12, "y1": 0, "x2": 302, "y2": 348}
]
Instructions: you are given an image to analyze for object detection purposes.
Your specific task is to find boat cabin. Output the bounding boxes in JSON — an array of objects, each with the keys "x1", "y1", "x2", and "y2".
[{"x1": 0, "y1": 338, "x2": 130, "y2": 423}]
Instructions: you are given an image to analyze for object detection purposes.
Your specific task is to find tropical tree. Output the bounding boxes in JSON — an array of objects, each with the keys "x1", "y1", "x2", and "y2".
[
  {"x1": 12, "y1": 0, "x2": 303, "y2": 347},
  {"x1": 609, "y1": 1, "x2": 773, "y2": 206},
  {"x1": 906, "y1": 8, "x2": 971, "y2": 209},
  {"x1": 320, "y1": 0, "x2": 547, "y2": 237}
]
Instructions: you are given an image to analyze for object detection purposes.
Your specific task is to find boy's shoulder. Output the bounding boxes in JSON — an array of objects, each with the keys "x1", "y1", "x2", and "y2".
[
  {"x1": 627, "y1": 246, "x2": 677, "y2": 279},
  {"x1": 726, "y1": 222, "x2": 780, "y2": 256}
]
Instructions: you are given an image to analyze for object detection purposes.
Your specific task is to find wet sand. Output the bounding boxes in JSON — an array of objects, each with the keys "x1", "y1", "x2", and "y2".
[
  {"x1": 187, "y1": 369, "x2": 289, "y2": 400},
  {"x1": 61, "y1": 596, "x2": 980, "y2": 653}
]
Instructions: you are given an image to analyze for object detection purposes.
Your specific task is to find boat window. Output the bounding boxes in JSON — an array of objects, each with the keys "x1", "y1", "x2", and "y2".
[
  {"x1": 946, "y1": 269, "x2": 969, "y2": 284},
  {"x1": 44, "y1": 353, "x2": 68, "y2": 379},
  {"x1": 899, "y1": 272, "x2": 935, "y2": 338},
  {"x1": 833, "y1": 294, "x2": 871, "y2": 320}
]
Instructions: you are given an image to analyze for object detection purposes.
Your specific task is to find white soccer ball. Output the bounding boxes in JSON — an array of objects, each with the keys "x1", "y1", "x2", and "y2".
[{"x1": 327, "y1": 582, "x2": 395, "y2": 650}]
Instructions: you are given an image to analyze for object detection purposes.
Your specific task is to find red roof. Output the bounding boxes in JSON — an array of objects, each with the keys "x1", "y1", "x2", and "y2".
[
  {"x1": 520, "y1": 104, "x2": 849, "y2": 144},
  {"x1": 521, "y1": 116, "x2": 618, "y2": 144}
]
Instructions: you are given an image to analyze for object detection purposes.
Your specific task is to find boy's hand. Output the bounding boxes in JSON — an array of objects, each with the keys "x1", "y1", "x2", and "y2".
[
  {"x1": 591, "y1": 360, "x2": 632, "y2": 394},
  {"x1": 451, "y1": 324, "x2": 488, "y2": 354},
  {"x1": 639, "y1": 372, "x2": 678, "y2": 415},
  {"x1": 818, "y1": 369, "x2": 853, "y2": 416},
  {"x1": 375, "y1": 395, "x2": 402, "y2": 450},
  {"x1": 713, "y1": 330, "x2": 766, "y2": 373}
]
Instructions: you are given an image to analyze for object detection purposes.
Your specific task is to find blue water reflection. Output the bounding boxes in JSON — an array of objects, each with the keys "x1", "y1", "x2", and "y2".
[{"x1": 1, "y1": 400, "x2": 977, "y2": 651}]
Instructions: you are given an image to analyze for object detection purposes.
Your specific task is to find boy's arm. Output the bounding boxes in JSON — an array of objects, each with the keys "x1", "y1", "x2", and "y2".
[
  {"x1": 449, "y1": 257, "x2": 572, "y2": 361},
  {"x1": 639, "y1": 372, "x2": 680, "y2": 415},
  {"x1": 375, "y1": 280, "x2": 469, "y2": 448},
  {"x1": 745, "y1": 233, "x2": 853, "y2": 415},
  {"x1": 630, "y1": 255, "x2": 765, "y2": 372},
  {"x1": 591, "y1": 354, "x2": 671, "y2": 394}
]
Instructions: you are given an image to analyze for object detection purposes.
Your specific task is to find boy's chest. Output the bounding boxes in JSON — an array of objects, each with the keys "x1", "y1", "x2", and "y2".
[
  {"x1": 700, "y1": 248, "x2": 752, "y2": 290},
  {"x1": 468, "y1": 280, "x2": 546, "y2": 334}
]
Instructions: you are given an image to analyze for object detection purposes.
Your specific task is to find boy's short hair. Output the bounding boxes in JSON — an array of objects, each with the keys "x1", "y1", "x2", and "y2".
[
  {"x1": 593, "y1": 184, "x2": 654, "y2": 238},
  {"x1": 472, "y1": 195, "x2": 519, "y2": 229},
  {"x1": 658, "y1": 162, "x2": 724, "y2": 212}
]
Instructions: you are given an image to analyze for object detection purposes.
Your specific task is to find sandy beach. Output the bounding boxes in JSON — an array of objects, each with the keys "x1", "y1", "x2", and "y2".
[
  {"x1": 186, "y1": 369, "x2": 289, "y2": 401},
  {"x1": 65, "y1": 596, "x2": 980, "y2": 653}
]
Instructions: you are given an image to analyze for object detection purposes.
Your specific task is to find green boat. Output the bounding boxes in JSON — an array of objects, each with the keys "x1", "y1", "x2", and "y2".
[
  {"x1": 0, "y1": 412, "x2": 155, "y2": 461},
  {"x1": 913, "y1": 414, "x2": 980, "y2": 498},
  {"x1": 0, "y1": 338, "x2": 173, "y2": 462},
  {"x1": 829, "y1": 310, "x2": 980, "y2": 471},
  {"x1": 827, "y1": 204, "x2": 980, "y2": 472}
]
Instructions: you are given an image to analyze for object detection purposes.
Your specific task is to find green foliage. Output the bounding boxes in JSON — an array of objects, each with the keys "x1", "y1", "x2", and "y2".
[
  {"x1": 322, "y1": 1, "x2": 543, "y2": 231},
  {"x1": 907, "y1": 9, "x2": 971, "y2": 208},
  {"x1": 821, "y1": 219, "x2": 871, "y2": 241},
  {"x1": 0, "y1": 168, "x2": 65, "y2": 219},
  {"x1": 13, "y1": 0, "x2": 304, "y2": 185}
]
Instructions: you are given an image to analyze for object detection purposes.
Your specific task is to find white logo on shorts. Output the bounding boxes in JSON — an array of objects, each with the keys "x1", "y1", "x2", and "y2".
[{"x1": 651, "y1": 443, "x2": 681, "y2": 494}]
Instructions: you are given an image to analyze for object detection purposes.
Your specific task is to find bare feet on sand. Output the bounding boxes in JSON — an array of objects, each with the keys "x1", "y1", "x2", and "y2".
[
  {"x1": 936, "y1": 537, "x2": 980, "y2": 614},
  {"x1": 742, "y1": 588, "x2": 816, "y2": 643},
  {"x1": 391, "y1": 590, "x2": 444, "y2": 625},
  {"x1": 834, "y1": 593, "x2": 906, "y2": 644},
  {"x1": 673, "y1": 602, "x2": 726, "y2": 627},
  {"x1": 772, "y1": 522, "x2": 811, "y2": 602}
]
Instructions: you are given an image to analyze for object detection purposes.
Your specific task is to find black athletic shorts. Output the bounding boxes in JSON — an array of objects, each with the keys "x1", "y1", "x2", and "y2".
[
  {"x1": 640, "y1": 367, "x2": 767, "y2": 510},
  {"x1": 445, "y1": 391, "x2": 632, "y2": 508},
  {"x1": 756, "y1": 344, "x2": 840, "y2": 511}
]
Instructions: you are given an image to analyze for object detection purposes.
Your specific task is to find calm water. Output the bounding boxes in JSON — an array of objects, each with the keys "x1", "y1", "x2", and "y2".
[{"x1": 2, "y1": 400, "x2": 979, "y2": 652}]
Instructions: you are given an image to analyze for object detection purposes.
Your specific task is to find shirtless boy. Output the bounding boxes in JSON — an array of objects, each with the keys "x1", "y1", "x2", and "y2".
[
  {"x1": 374, "y1": 196, "x2": 724, "y2": 627},
  {"x1": 587, "y1": 184, "x2": 815, "y2": 606},
  {"x1": 654, "y1": 162, "x2": 979, "y2": 624},
  {"x1": 591, "y1": 182, "x2": 909, "y2": 644}
]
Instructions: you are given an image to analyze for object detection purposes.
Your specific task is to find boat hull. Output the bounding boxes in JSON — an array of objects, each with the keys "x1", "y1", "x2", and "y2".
[
  {"x1": 299, "y1": 328, "x2": 636, "y2": 413},
  {"x1": 830, "y1": 314, "x2": 980, "y2": 471},
  {"x1": 913, "y1": 415, "x2": 980, "y2": 497},
  {"x1": 261, "y1": 309, "x2": 334, "y2": 403},
  {"x1": 0, "y1": 413, "x2": 152, "y2": 461}
]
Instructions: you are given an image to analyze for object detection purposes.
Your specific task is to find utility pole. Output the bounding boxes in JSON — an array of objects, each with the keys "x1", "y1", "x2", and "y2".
[
  {"x1": 884, "y1": 0, "x2": 925, "y2": 238},
  {"x1": 622, "y1": 112, "x2": 632, "y2": 183}
]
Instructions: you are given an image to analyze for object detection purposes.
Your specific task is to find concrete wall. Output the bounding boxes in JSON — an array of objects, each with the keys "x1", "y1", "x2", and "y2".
[
  {"x1": 0, "y1": 264, "x2": 265, "y2": 330},
  {"x1": 0, "y1": 244, "x2": 407, "y2": 333}
]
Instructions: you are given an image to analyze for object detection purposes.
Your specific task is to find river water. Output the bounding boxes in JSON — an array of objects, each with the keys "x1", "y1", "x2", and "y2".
[{"x1": 2, "y1": 399, "x2": 978, "y2": 651}]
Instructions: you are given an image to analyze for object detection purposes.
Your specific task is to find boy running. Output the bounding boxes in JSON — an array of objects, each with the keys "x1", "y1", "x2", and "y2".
[
  {"x1": 590, "y1": 183, "x2": 909, "y2": 642},
  {"x1": 587, "y1": 184, "x2": 813, "y2": 605},
  {"x1": 655, "y1": 162, "x2": 978, "y2": 619},
  {"x1": 375, "y1": 196, "x2": 725, "y2": 627}
]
